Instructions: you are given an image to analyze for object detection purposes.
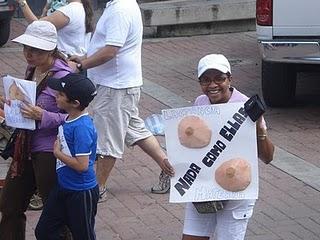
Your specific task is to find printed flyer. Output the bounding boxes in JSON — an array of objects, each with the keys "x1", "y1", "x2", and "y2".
[{"x1": 3, "y1": 75, "x2": 36, "y2": 130}]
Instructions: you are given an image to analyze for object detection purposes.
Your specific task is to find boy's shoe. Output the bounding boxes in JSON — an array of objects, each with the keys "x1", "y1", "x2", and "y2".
[
  {"x1": 98, "y1": 186, "x2": 108, "y2": 203},
  {"x1": 151, "y1": 170, "x2": 170, "y2": 194}
]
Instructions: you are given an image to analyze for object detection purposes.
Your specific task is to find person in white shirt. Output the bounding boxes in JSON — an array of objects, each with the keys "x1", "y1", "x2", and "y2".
[
  {"x1": 17, "y1": 0, "x2": 93, "y2": 57},
  {"x1": 70, "y1": 0, "x2": 174, "y2": 202}
]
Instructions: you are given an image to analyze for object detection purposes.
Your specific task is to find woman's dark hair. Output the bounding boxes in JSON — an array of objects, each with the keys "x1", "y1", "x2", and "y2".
[
  {"x1": 52, "y1": 48, "x2": 68, "y2": 63},
  {"x1": 81, "y1": 0, "x2": 94, "y2": 33}
]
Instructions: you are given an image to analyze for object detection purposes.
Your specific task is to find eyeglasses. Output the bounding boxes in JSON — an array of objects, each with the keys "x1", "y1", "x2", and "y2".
[{"x1": 199, "y1": 75, "x2": 228, "y2": 86}]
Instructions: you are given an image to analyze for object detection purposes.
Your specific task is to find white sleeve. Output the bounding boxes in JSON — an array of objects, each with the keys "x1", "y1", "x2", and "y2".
[
  {"x1": 57, "y1": 4, "x2": 73, "y2": 21},
  {"x1": 104, "y1": 10, "x2": 130, "y2": 47}
]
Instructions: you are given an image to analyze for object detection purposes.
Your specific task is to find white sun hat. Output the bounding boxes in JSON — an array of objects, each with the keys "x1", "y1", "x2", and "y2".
[
  {"x1": 197, "y1": 54, "x2": 231, "y2": 78},
  {"x1": 12, "y1": 20, "x2": 57, "y2": 51}
]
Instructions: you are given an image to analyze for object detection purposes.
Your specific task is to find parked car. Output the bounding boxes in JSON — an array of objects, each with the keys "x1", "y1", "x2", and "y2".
[
  {"x1": 0, "y1": 0, "x2": 15, "y2": 47},
  {"x1": 256, "y1": 0, "x2": 320, "y2": 107}
]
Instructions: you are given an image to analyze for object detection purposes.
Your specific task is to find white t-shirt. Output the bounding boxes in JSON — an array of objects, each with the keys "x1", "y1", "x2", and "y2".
[
  {"x1": 57, "y1": 2, "x2": 86, "y2": 56},
  {"x1": 87, "y1": 0, "x2": 143, "y2": 89}
]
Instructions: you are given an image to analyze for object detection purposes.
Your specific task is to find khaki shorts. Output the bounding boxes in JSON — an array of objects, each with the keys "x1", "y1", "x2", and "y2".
[{"x1": 89, "y1": 85, "x2": 152, "y2": 158}]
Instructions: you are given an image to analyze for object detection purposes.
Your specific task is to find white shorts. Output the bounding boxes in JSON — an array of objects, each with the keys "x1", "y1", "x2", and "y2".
[
  {"x1": 89, "y1": 85, "x2": 152, "y2": 158},
  {"x1": 183, "y1": 199, "x2": 255, "y2": 240}
]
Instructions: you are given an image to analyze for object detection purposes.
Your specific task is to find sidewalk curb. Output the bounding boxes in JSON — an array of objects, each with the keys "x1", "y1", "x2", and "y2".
[
  {"x1": 140, "y1": 0, "x2": 256, "y2": 37},
  {"x1": 272, "y1": 147, "x2": 320, "y2": 191}
]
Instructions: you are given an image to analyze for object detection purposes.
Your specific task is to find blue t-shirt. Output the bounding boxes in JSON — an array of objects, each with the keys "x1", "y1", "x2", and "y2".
[{"x1": 56, "y1": 113, "x2": 97, "y2": 190}]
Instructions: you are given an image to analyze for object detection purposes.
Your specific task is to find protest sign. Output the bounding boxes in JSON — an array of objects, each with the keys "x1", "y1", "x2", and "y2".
[
  {"x1": 3, "y1": 75, "x2": 36, "y2": 130},
  {"x1": 162, "y1": 102, "x2": 258, "y2": 203}
]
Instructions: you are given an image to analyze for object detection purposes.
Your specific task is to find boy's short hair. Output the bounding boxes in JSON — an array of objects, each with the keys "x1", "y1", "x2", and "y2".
[{"x1": 48, "y1": 73, "x2": 97, "y2": 108}]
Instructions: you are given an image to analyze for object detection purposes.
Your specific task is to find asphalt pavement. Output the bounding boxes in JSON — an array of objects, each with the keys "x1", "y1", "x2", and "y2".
[{"x1": 0, "y1": 18, "x2": 320, "y2": 240}]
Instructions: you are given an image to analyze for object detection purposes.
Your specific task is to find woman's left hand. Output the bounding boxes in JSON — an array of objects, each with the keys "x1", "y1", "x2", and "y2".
[
  {"x1": 0, "y1": 95, "x2": 10, "y2": 108},
  {"x1": 20, "y1": 102, "x2": 43, "y2": 120}
]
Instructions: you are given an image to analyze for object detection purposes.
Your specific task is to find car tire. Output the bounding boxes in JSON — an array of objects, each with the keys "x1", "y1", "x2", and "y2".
[
  {"x1": 262, "y1": 60, "x2": 297, "y2": 107},
  {"x1": 0, "y1": 19, "x2": 11, "y2": 47}
]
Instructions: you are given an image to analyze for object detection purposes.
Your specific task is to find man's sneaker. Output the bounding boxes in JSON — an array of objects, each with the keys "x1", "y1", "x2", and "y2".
[
  {"x1": 98, "y1": 186, "x2": 108, "y2": 203},
  {"x1": 151, "y1": 170, "x2": 170, "y2": 194}
]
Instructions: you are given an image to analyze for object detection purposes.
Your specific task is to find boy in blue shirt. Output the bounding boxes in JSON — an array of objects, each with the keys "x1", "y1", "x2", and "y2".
[{"x1": 35, "y1": 73, "x2": 98, "y2": 240}]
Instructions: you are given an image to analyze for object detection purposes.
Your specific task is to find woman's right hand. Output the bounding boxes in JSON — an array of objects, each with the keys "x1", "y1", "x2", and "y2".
[
  {"x1": 0, "y1": 95, "x2": 10, "y2": 109},
  {"x1": 0, "y1": 96, "x2": 8, "y2": 123},
  {"x1": 0, "y1": 108, "x2": 5, "y2": 119}
]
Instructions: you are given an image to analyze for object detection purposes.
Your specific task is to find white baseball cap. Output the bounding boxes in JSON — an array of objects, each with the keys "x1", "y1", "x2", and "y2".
[
  {"x1": 197, "y1": 54, "x2": 231, "y2": 78},
  {"x1": 12, "y1": 20, "x2": 57, "y2": 51}
]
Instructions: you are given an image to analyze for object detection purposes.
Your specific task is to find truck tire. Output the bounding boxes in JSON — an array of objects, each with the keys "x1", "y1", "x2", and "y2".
[
  {"x1": 262, "y1": 60, "x2": 296, "y2": 107},
  {"x1": 0, "y1": 19, "x2": 11, "y2": 47}
]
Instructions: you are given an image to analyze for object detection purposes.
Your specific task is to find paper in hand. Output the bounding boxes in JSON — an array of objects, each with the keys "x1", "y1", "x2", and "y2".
[{"x1": 2, "y1": 75, "x2": 36, "y2": 130}]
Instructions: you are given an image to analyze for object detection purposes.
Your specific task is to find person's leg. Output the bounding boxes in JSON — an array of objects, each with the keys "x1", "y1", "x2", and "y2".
[
  {"x1": 182, "y1": 203, "x2": 215, "y2": 240},
  {"x1": 96, "y1": 125, "x2": 167, "y2": 191},
  {"x1": 95, "y1": 155, "x2": 115, "y2": 193},
  {"x1": 35, "y1": 185, "x2": 65, "y2": 240},
  {"x1": 66, "y1": 186, "x2": 99, "y2": 240},
  {"x1": 32, "y1": 152, "x2": 72, "y2": 239},
  {"x1": 0, "y1": 160, "x2": 36, "y2": 240},
  {"x1": 90, "y1": 86, "x2": 133, "y2": 194},
  {"x1": 136, "y1": 136, "x2": 173, "y2": 191},
  {"x1": 215, "y1": 200, "x2": 255, "y2": 240},
  {"x1": 29, "y1": 152, "x2": 57, "y2": 211},
  {"x1": 123, "y1": 88, "x2": 174, "y2": 193},
  {"x1": 124, "y1": 88, "x2": 167, "y2": 166},
  {"x1": 32, "y1": 152, "x2": 57, "y2": 203},
  {"x1": 135, "y1": 135, "x2": 167, "y2": 167}
]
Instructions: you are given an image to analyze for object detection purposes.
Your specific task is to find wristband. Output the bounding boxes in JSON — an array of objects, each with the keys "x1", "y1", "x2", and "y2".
[{"x1": 258, "y1": 134, "x2": 267, "y2": 140}]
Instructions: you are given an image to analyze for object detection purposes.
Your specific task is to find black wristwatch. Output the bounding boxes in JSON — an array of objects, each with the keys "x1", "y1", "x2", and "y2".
[{"x1": 76, "y1": 63, "x2": 83, "y2": 71}]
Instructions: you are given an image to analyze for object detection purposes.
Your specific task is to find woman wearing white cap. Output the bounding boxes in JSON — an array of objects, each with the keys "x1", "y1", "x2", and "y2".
[
  {"x1": 0, "y1": 20, "x2": 73, "y2": 240},
  {"x1": 16, "y1": 0, "x2": 93, "y2": 57},
  {"x1": 181, "y1": 54, "x2": 274, "y2": 240}
]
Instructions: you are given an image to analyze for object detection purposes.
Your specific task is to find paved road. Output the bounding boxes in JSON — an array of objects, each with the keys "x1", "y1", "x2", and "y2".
[{"x1": 0, "y1": 19, "x2": 320, "y2": 240}]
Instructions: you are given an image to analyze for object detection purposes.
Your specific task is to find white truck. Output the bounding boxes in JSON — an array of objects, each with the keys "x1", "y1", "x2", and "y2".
[{"x1": 256, "y1": 0, "x2": 320, "y2": 107}]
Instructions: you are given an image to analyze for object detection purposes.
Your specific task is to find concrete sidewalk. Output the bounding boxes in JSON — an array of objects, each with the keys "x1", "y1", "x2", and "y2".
[{"x1": 1, "y1": 19, "x2": 320, "y2": 240}]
